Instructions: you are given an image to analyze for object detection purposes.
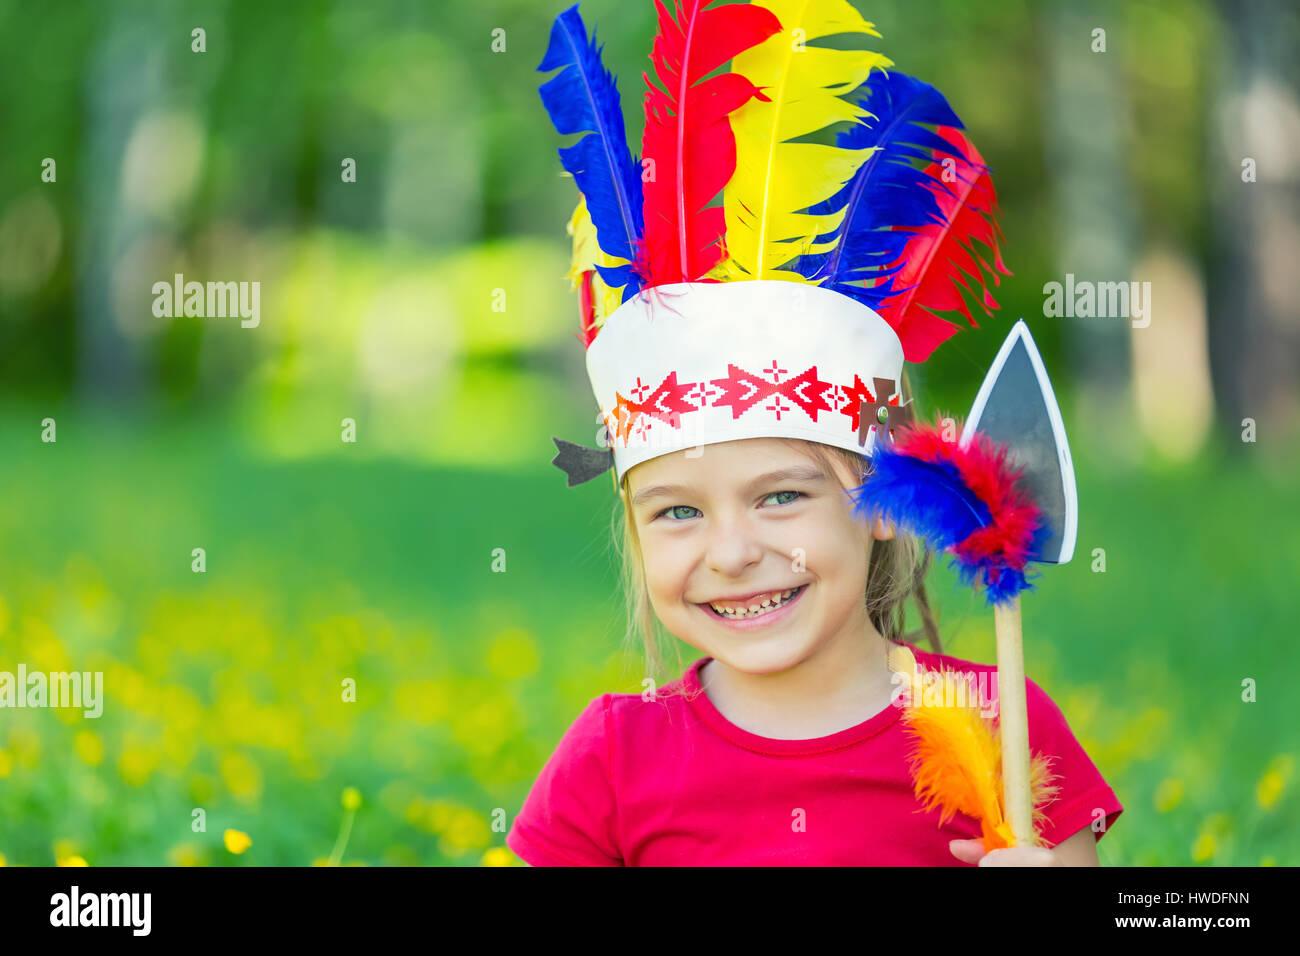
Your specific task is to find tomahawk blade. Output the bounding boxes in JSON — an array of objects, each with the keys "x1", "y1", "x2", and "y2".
[{"x1": 960, "y1": 320, "x2": 1078, "y2": 565}]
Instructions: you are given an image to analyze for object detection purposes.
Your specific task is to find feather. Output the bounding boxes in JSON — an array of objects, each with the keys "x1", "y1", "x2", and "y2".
[
  {"x1": 901, "y1": 664, "x2": 1062, "y2": 851},
  {"x1": 849, "y1": 418, "x2": 1050, "y2": 606},
  {"x1": 539, "y1": 4, "x2": 645, "y2": 299},
  {"x1": 723, "y1": 0, "x2": 891, "y2": 281},
  {"x1": 640, "y1": 0, "x2": 782, "y2": 285},
  {"x1": 850, "y1": 445, "x2": 992, "y2": 548},
  {"x1": 872, "y1": 126, "x2": 1012, "y2": 361},
  {"x1": 566, "y1": 197, "x2": 627, "y2": 347},
  {"x1": 792, "y1": 71, "x2": 970, "y2": 311}
]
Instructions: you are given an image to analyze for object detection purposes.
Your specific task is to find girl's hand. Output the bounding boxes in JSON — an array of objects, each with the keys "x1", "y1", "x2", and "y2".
[{"x1": 949, "y1": 838, "x2": 1061, "y2": 867}]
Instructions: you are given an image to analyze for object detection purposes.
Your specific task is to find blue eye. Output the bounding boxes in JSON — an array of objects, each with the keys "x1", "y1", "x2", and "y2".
[
  {"x1": 654, "y1": 490, "x2": 803, "y2": 521},
  {"x1": 765, "y1": 490, "x2": 802, "y2": 506},
  {"x1": 656, "y1": 504, "x2": 701, "y2": 521}
]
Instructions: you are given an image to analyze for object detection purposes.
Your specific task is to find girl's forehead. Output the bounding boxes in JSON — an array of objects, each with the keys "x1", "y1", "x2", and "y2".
[{"x1": 627, "y1": 439, "x2": 847, "y2": 496}]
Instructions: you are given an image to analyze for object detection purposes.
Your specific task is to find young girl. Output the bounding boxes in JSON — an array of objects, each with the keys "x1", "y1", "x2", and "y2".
[
  {"x1": 517, "y1": 2, "x2": 1124, "y2": 864},
  {"x1": 507, "y1": 424, "x2": 1123, "y2": 866}
]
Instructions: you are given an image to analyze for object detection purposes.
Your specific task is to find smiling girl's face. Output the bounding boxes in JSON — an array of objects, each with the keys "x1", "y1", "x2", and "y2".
[{"x1": 625, "y1": 437, "x2": 894, "y2": 676}]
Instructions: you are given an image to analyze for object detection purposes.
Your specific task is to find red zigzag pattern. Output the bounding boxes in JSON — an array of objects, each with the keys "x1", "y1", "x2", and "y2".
[{"x1": 605, "y1": 364, "x2": 902, "y2": 447}]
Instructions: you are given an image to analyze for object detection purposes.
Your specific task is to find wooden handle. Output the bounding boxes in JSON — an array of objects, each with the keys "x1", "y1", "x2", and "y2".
[{"x1": 994, "y1": 595, "x2": 1036, "y2": 847}]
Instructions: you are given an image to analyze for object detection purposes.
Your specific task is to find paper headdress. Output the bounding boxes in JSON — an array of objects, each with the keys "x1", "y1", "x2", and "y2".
[{"x1": 538, "y1": 0, "x2": 1009, "y2": 489}]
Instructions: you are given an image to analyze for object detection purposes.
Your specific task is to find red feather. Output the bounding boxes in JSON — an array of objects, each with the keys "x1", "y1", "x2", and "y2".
[
  {"x1": 875, "y1": 127, "x2": 1012, "y2": 363},
  {"x1": 578, "y1": 270, "x2": 597, "y2": 348},
  {"x1": 892, "y1": 420, "x2": 1044, "y2": 581},
  {"x1": 639, "y1": 0, "x2": 781, "y2": 286}
]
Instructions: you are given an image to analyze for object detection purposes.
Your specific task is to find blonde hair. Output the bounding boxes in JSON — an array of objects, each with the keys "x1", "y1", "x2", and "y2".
[{"x1": 611, "y1": 371, "x2": 943, "y2": 692}]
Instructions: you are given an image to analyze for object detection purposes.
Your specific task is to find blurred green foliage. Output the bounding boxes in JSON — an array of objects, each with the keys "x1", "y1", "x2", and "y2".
[
  {"x1": 0, "y1": 0, "x2": 1295, "y2": 866},
  {"x1": 0, "y1": 405, "x2": 1295, "y2": 865},
  {"x1": 0, "y1": 0, "x2": 1235, "y2": 416}
]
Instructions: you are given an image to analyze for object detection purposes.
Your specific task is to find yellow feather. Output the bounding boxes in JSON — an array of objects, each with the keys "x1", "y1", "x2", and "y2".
[
  {"x1": 725, "y1": 0, "x2": 892, "y2": 280},
  {"x1": 901, "y1": 664, "x2": 1063, "y2": 851},
  {"x1": 565, "y1": 196, "x2": 626, "y2": 323}
]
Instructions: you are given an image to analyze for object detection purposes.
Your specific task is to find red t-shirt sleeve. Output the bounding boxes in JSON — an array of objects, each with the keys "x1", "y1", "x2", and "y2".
[
  {"x1": 506, "y1": 695, "x2": 624, "y2": 866},
  {"x1": 1025, "y1": 676, "x2": 1124, "y2": 848}
]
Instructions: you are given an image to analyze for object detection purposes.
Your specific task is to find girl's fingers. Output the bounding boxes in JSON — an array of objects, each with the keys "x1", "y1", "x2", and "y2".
[{"x1": 948, "y1": 838, "x2": 986, "y2": 864}]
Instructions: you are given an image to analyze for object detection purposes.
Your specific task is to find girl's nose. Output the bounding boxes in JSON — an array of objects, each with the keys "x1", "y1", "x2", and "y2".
[{"x1": 704, "y1": 515, "x2": 765, "y2": 577}]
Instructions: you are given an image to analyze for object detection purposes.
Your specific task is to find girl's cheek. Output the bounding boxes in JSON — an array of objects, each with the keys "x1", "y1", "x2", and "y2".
[
  {"x1": 641, "y1": 544, "x2": 686, "y2": 595},
  {"x1": 781, "y1": 522, "x2": 828, "y2": 564}
]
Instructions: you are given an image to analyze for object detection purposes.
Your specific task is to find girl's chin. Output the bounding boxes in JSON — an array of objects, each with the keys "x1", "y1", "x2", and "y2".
[{"x1": 700, "y1": 643, "x2": 812, "y2": 677}]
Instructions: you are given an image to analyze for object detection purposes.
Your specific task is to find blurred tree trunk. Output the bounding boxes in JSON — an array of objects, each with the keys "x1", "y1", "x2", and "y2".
[
  {"x1": 1207, "y1": 0, "x2": 1300, "y2": 459},
  {"x1": 1040, "y1": 0, "x2": 1139, "y2": 470},
  {"x1": 76, "y1": 9, "x2": 154, "y2": 402}
]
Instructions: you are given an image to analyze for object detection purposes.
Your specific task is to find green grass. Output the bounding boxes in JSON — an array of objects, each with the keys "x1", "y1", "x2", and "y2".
[{"x1": 0, "y1": 401, "x2": 1295, "y2": 865}]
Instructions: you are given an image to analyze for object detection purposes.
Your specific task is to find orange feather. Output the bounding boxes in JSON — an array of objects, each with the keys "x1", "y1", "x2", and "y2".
[{"x1": 900, "y1": 663, "x2": 1061, "y2": 852}]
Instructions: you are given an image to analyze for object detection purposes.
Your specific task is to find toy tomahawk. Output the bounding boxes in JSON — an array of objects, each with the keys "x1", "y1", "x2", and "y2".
[{"x1": 852, "y1": 319, "x2": 1078, "y2": 848}]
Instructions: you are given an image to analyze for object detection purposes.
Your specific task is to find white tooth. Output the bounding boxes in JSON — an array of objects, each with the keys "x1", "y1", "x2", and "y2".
[{"x1": 713, "y1": 590, "x2": 800, "y2": 618}]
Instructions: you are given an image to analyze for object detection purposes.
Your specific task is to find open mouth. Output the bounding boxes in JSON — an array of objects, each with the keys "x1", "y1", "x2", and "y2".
[{"x1": 699, "y1": 584, "x2": 807, "y2": 624}]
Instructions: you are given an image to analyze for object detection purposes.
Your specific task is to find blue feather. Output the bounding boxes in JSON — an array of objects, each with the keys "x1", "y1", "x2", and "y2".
[
  {"x1": 538, "y1": 4, "x2": 644, "y2": 298},
  {"x1": 848, "y1": 444, "x2": 991, "y2": 550},
  {"x1": 954, "y1": 522, "x2": 1052, "y2": 607},
  {"x1": 849, "y1": 443, "x2": 1053, "y2": 608},
  {"x1": 790, "y1": 71, "x2": 969, "y2": 303}
]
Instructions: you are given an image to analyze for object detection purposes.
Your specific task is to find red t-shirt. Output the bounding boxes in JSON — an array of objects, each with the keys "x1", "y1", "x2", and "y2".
[{"x1": 507, "y1": 641, "x2": 1123, "y2": 865}]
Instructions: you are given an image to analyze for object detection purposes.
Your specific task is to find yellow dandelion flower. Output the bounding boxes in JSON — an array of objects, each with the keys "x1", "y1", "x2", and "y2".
[
  {"x1": 219, "y1": 752, "x2": 263, "y2": 802},
  {"x1": 1256, "y1": 754, "x2": 1293, "y2": 811},
  {"x1": 404, "y1": 798, "x2": 428, "y2": 828},
  {"x1": 1202, "y1": 812, "x2": 1232, "y2": 836},
  {"x1": 443, "y1": 808, "x2": 490, "y2": 850},
  {"x1": 452, "y1": 696, "x2": 515, "y2": 757},
  {"x1": 485, "y1": 628, "x2": 540, "y2": 680},
  {"x1": 394, "y1": 680, "x2": 450, "y2": 725},
  {"x1": 416, "y1": 801, "x2": 457, "y2": 837},
  {"x1": 112, "y1": 664, "x2": 148, "y2": 710},
  {"x1": 59, "y1": 855, "x2": 89, "y2": 867},
  {"x1": 481, "y1": 847, "x2": 515, "y2": 867},
  {"x1": 74, "y1": 731, "x2": 104, "y2": 768},
  {"x1": 0, "y1": 852, "x2": 7, "y2": 867},
  {"x1": 329, "y1": 789, "x2": 361, "y2": 865},
  {"x1": 1191, "y1": 833, "x2": 1215, "y2": 862},
  {"x1": 1154, "y1": 778, "x2": 1184, "y2": 813},
  {"x1": 168, "y1": 844, "x2": 203, "y2": 867},
  {"x1": 10, "y1": 729, "x2": 40, "y2": 768},
  {"x1": 437, "y1": 836, "x2": 467, "y2": 859},
  {"x1": 224, "y1": 829, "x2": 252, "y2": 855},
  {"x1": 1257, "y1": 771, "x2": 1284, "y2": 810},
  {"x1": 117, "y1": 737, "x2": 161, "y2": 787},
  {"x1": 422, "y1": 800, "x2": 453, "y2": 834}
]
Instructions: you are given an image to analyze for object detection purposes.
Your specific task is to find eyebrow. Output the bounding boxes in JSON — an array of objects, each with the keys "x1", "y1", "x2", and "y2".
[{"x1": 631, "y1": 465, "x2": 830, "y2": 508}]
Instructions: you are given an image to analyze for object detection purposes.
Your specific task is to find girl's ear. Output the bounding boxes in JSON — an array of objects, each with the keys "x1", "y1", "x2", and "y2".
[{"x1": 871, "y1": 516, "x2": 896, "y2": 541}]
